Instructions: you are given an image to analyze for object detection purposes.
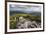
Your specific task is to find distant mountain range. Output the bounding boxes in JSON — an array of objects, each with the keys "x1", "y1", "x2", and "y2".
[{"x1": 10, "y1": 11, "x2": 41, "y2": 16}]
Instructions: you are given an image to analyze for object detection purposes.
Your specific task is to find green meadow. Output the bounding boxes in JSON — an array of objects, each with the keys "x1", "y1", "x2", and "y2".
[{"x1": 10, "y1": 13, "x2": 41, "y2": 29}]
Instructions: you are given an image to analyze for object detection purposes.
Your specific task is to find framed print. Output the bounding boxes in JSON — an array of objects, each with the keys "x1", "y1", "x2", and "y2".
[{"x1": 5, "y1": 1, "x2": 44, "y2": 33}]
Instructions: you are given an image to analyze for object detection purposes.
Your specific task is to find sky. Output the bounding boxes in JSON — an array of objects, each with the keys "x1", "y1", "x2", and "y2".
[{"x1": 10, "y1": 4, "x2": 41, "y2": 13}]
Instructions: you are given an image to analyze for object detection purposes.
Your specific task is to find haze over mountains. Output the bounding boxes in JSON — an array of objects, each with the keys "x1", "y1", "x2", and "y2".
[
  {"x1": 10, "y1": 4, "x2": 41, "y2": 16},
  {"x1": 10, "y1": 4, "x2": 41, "y2": 13}
]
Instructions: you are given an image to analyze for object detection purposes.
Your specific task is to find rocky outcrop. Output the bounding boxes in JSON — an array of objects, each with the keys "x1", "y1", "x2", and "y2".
[{"x1": 16, "y1": 17, "x2": 41, "y2": 29}]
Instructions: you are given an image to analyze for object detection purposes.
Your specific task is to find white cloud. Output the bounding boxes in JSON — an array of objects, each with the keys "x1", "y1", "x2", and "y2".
[{"x1": 10, "y1": 4, "x2": 41, "y2": 13}]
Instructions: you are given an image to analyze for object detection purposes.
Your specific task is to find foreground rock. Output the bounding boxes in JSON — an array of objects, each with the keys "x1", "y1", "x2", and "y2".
[{"x1": 16, "y1": 17, "x2": 41, "y2": 29}]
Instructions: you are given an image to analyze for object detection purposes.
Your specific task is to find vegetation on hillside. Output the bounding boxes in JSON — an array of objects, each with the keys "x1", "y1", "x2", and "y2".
[{"x1": 10, "y1": 12, "x2": 41, "y2": 29}]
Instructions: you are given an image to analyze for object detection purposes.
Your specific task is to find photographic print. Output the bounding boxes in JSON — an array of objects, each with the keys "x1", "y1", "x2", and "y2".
[{"x1": 7, "y1": 1, "x2": 44, "y2": 32}]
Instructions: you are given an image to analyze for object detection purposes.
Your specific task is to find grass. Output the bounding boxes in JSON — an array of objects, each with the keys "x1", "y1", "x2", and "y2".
[{"x1": 10, "y1": 13, "x2": 41, "y2": 29}]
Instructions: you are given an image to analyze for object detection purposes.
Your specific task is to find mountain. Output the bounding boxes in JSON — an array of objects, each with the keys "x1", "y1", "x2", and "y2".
[
  {"x1": 30, "y1": 12, "x2": 41, "y2": 16},
  {"x1": 10, "y1": 11, "x2": 26, "y2": 15},
  {"x1": 10, "y1": 11, "x2": 41, "y2": 16}
]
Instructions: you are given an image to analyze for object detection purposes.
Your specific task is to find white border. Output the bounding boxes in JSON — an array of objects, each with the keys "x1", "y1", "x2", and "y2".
[{"x1": 7, "y1": 2, "x2": 43, "y2": 32}]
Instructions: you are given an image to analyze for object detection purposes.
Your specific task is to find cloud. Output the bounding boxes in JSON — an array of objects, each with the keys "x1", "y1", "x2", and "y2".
[{"x1": 10, "y1": 4, "x2": 41, "y2": 13}]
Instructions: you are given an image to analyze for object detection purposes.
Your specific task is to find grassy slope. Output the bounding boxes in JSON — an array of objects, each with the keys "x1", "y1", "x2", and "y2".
[{"x1": 10, "y1": 13, "x2": 41, "y2": 29}]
